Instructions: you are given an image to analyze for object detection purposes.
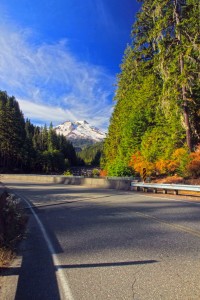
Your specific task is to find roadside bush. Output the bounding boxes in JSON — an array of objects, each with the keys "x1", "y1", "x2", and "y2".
[
  {"x1": 129, "y1": 148, "x2": 190, "y2": 177},
  {"x1": 63, "y1": 170, "x2": 73, "y2": 176},
  {"x1": 99, "y1": 169, "x2": 108, "y2": 177},
  {"x1": 155, "y1": 148, "x2": 190, "y2": 176},
  {"x1": 92, "y1": 168, "x2": 100, "y2": 177},
  {"x1": 171, "y1": 148, "x2": 190, "y2": 177},
  {"x1": 155, "y1": 159, "x2": 171, "y2": 175},
  {"x1": 108, "y1": 158, "x2": 133, "y2": 177},
  {"x1": 0, "y1": 192, "x2": 27, "y2": 248},
  {"x1": 187, "y1": 145, "x2": 200, "y2": 178},
  {"x1": 0, "y1": 191, "x2": 27, "y2": 266},
  {"x1": 129, "y1": 151, "x2": 155, "y2": 176}
]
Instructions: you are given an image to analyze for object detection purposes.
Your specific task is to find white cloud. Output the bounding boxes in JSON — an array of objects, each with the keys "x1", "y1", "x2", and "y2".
[
  {"x1": 18, "y1": 99, "x2": 76, "y2": 123},
  {"x1": 0, "y1": 24, "x2": 115, "y2": 130}
]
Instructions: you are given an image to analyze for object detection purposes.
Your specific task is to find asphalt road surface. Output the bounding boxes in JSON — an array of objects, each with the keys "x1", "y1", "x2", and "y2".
[{"x1": 1, "y1": 181, "x2": 200, "y2": 300}]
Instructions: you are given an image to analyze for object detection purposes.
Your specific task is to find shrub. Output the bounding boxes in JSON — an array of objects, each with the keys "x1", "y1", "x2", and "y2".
[
  {"x1": 155, "y1": 158, "x2": 182, "y2": 176},
  {"x1": 154, "y1": 148, "x2": 190, "y2": 176},
  {"x1": 0, "y1": 192, "x2": 27, "y2": 249},
  {"x1": 187, "y1": 145, "x2": 200, "y2": 178},
  {"x1": 92, "y1": 169, "x2": 100, "y2": 177},
  {"x1": 99, "y1": 169, "x2": 108, "y2": 177},
  {"x1": 171, "y1": 148, "x2": 190, "y2": 176},
  {"x1": 129, "y1": 146, "x2": 194, "y2": 178},
  {"x1": 63, "y1": 170, "x2": 73, "y2": 176},
  {"x1": 129, "y1": 152, "x2": 155, "y2": 176},
  {"x1": 155, "y1": 159, "x2": 171, "y2": 175},
  {"x1": 108, "y1": 158, "x2": 133, "y2": 177}
]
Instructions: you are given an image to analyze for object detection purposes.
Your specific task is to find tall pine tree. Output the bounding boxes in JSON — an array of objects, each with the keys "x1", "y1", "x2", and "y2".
[{"x1": 103, "y1": 0, "x2": 199, "y2": 176}]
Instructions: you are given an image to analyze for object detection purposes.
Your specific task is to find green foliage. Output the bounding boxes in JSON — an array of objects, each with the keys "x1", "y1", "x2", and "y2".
[
  {"x1": 78, "y1": 142, "x2": 103, "y2": 166},
  {"x1": 107, "y1": 157, "x2": 133, "y2": 177},
  {"x1": 0, "y1": 91, "x2": 26, "y2": 171},
  {"x1": 92, "y1": 168, "x2": 100, "y2": 177},
  {"x1": 63, "y1": 170, "x2": 73, "y2": 176},
  {"x1": 103, "y1": 0, "x2": 199, "y2": 177},
  {"x1": 0, "y1": 91, "x2": 80, "y2": 174},
  {"x1": 40, "y1": 150, "x2": 65, "y2": 173},
  {"x1": 71, "y1": 139, "x2": 95, "y2": 149}
]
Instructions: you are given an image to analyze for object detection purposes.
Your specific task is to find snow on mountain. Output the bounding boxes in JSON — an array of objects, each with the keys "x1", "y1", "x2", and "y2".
[{"x1": 54, "y1": 120, "x2": 106, "y2": 142}]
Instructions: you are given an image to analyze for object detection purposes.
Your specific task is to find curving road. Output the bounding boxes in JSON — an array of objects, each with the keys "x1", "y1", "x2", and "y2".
[{"x1": 1, "y1": 181, "x2": 200, "y2": 300}]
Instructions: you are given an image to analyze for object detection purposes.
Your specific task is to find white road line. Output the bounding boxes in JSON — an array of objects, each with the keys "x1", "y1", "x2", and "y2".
[{"x1": 17, "y1": 193, "x2": 74, "y2": 300}]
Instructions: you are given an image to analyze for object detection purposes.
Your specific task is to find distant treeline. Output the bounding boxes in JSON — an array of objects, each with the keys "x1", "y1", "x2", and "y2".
[{"x1": 0, "y1": 91, "x2": 84, "y2": 174}]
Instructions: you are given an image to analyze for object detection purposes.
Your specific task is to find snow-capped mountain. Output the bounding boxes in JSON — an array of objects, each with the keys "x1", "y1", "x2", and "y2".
[{"x1": 54, "y1": 120, "x2": 106, "y2": 142}]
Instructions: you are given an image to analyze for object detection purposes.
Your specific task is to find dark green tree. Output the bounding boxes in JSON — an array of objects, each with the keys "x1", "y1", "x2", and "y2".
[
  {"x1": 103, "y1": 0, "x2": 199, "y2": 176},
  {"x1": 0, "y1": 91, "x2": 26, "y2": 171}
]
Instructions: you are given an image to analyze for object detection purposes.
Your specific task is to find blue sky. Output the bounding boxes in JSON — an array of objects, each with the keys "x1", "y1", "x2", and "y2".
[{"x1": 0, "y1": 0, "x2": 140, "y2": 130}]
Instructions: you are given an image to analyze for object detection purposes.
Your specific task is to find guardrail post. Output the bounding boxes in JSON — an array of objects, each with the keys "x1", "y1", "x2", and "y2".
[
  {"x1": 163, "y1": 189, "x2": 167, "y2": 194},
  {"x1": 153, "y1": 188, "x2": 157, "y2": 193},
  {"x1": 174, "y1": 190, "x2": 178, "y2": 195},
  {"x1": 142, "y1": 168, "x2": 147, "y2": 182}
]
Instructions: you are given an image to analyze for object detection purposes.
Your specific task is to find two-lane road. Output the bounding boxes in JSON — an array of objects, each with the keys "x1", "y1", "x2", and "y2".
[{"x1": 1, "y1": 181, "x2": 200, "y2": 299}]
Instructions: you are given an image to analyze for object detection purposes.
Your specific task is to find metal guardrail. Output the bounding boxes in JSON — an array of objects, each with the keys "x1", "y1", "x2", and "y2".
[{"x1": 131, "y1": 182, "x2": 200, "y2": 195}]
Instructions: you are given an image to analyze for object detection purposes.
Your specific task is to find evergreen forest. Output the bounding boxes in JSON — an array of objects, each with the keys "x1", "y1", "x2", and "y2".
[
  {"x1": 0, "y1": 91, "x2": 79, "y2": 174},
  {"x1": 78, "y1": 142, "x2": 103, "y2": 166},
  {"x1": 0, "y1": 0, "x2": 199, "y2": 178},
  {"x1": 102, "y1": 0, "x2": 200, "y2": 178}
]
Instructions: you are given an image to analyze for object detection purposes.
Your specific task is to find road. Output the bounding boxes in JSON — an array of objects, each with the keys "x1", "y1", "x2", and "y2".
[{"x1": 1, "y1": 181, "x2": 200, "y2": 300}]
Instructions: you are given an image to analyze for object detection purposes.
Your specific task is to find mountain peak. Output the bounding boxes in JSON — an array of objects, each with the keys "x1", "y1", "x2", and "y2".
[
  {"x1": 54, "y1": 120, "x2": 106, "y2": 143},
  {"x1": 76, "y1": 120, "x2": 88, "y2": 125}
]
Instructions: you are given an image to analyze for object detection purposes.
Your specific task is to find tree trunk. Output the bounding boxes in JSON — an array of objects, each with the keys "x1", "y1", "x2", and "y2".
[
  {"x1": 180, "y1": 55, "x2": 192, "y2": 151},
  {"x1": 174, "y1": 0, "x2": 192, "y2": 151}
]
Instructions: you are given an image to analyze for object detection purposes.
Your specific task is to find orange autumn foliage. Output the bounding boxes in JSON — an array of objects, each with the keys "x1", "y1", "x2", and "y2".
[
  {"x1": 128, "y1": 147, "x2": 200, "y2": 178},
  {"x1": 99, "y1": 169, "x2": 108, "y2": 177},
  {"x1": 155, "y1": 159, "x2": 178, "y2": 175},
  {"x1": 129, "y1": 151, "x2": 155, "y2": 176},
  {"x1": 187, "y1": 145, "x2": 200, "y2": 178}
]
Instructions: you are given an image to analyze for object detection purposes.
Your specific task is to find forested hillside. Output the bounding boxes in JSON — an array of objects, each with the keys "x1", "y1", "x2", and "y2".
[
  {"x1": 0, "y1": 91, "x2": 78, "y2": 173},
  {"x1": 102, "y1": 0, "x2": 199, "y2": 177},
  {"x1": 78, "y1": 142, "x2": 103, "y2": 166}
]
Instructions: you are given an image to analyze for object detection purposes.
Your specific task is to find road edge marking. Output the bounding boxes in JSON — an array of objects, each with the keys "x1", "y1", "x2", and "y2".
[{"x1": 16, "y1": 192, "x2": 74, "y2": 300}]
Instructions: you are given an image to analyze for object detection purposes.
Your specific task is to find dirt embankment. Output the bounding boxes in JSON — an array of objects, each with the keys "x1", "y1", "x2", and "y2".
[{"x1": 152, "y1": 175, "x2": 200, "y2": 185}]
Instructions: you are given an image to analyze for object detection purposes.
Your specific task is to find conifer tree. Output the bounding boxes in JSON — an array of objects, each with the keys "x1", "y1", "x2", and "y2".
[
  {"x1": 0, "y1": 90, "x2": 79, "y2": 173},
  {"x1": 103, "y1": 0, "x2": 199, "y2": 176},
  {"x1": 0, "y1": 91, "x2": 26, "y2": 170}
]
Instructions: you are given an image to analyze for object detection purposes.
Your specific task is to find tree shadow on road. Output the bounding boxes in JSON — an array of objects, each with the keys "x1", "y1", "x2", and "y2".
[
  {"x1": 0, "y1": 210, "x2": 63, "y2": 300},
  {"x1": 1, "y1": 182, "x2": 200, "y2": 299}
]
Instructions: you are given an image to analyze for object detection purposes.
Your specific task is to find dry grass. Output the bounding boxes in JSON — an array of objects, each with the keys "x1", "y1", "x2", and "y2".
[
  {"x1": 0, "y1": 247, "x2": 15, "y2": 267},
  {"x1": 152, "y1": 176, "x2": 200, "y2": 198},
  {"x1": 184, "y1": 178, "x2": 200, "y2": 185},
  {"x1": 0, "y1": 192, "x2": 27, "y2": 268},
  {"x1": 153, "y1": 175, "x2": 200, "y2": 185},
  {"x1": 153, "y1": 175, "x2": 185, "y2": 184}
]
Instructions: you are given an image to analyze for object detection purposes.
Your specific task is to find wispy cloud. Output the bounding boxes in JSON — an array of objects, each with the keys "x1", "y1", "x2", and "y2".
[
  {"x1": 93, "y1": 0, "x2": 116, "y2": 32},
  {"x1": 0, "y1": 23, "x2": 115, "y2": 130}
]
